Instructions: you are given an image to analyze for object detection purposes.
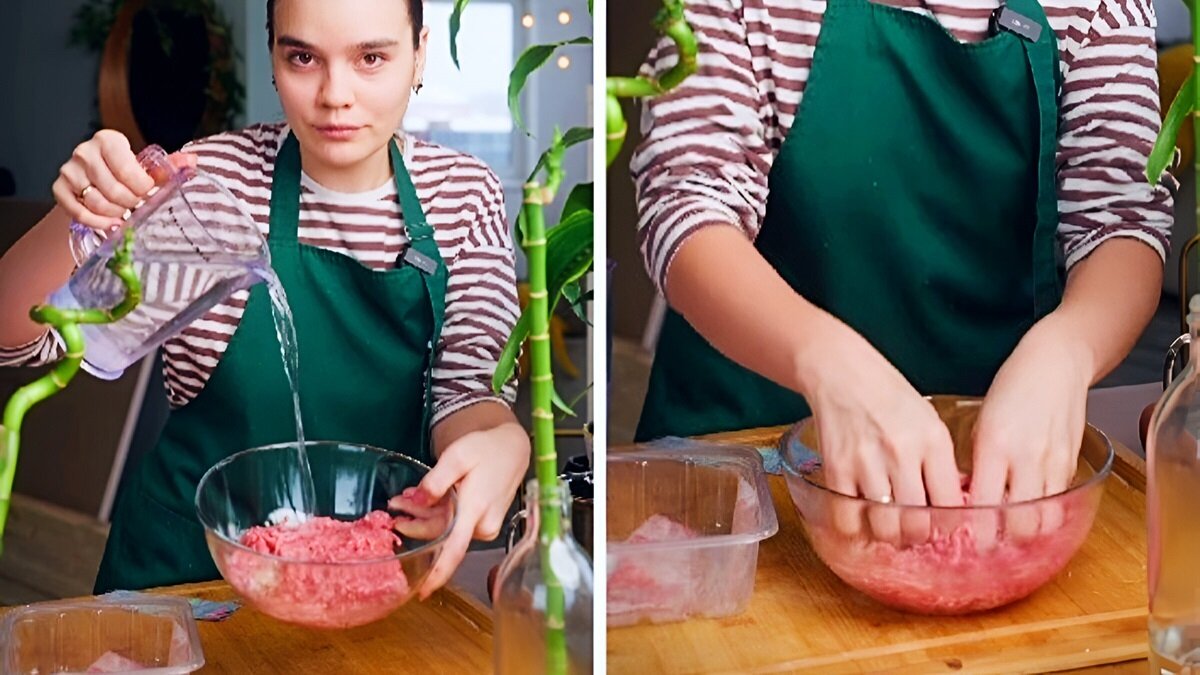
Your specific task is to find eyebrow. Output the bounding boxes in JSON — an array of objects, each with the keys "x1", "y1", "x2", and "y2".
[{"x1": 276, "y1": 36, "x2": 400, "y2": 51}]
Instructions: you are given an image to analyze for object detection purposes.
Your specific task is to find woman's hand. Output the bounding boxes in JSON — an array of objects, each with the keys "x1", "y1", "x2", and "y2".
[
  {"x1": 399, "y1": 410, "x2": 529, "y2": 600},
  {"x1": 971, "y1": 315, "x2": 1091, "y2": 542},
  {"x1": 51, "y1": 129, "x2": 195, "y2": 231},
  {"x1": 803, "y1": 321, "x2": 963, "y2": 545}
]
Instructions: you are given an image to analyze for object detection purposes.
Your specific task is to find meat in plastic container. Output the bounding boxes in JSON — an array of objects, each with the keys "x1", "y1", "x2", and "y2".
[
  {"x1": 0, "y1": 595, "x2": 204, "y2": 674},
  {"x1": 607, "y1": 440, "x2": 779, "y2": 626}
]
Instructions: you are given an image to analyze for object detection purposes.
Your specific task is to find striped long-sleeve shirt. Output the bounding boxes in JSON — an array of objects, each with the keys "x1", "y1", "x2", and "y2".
[
  {"x1": 0, "y1": 123, "x2": 519, "y2": 424},
  {"x1": 632, "y1": 0, "x2": 1177, "y2": 293}
]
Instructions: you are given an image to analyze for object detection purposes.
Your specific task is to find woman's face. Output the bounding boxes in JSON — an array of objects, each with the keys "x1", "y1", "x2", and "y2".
[{"x1": 271, "y1": 0, "x2": 428, "y2": 183}]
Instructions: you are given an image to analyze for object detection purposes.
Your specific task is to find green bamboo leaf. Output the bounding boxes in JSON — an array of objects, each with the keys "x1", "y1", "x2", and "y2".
[
  {"x1": 562, "y1": 281, "x2": 581, "y2": 305},
  {"x1": 449, "y1": 0, "x2": 471, "y2": 70},
  {"x1": 509, "y1": 37, "x2": 592, "y2": 135},
  {"x1": 1148, "y1": 70, "x2": 1196, "y2": 185},
  {"x1": 551, "y1": 386, "x2": 576, "y2": 417},
  {"x1": 527, "y1": 127, "x2": 593, "y2": 182},
  {"x1": 562, "y1": 285, "x2": 594, "y2": 326},
  {"x1": 546, "y1": 210, "x2": 594, "y2": 307},
  {"x1": 560, "y1": 183, "x2": 593, "y2": 222},
  {"x1": 491, "y1": 309, "x2": 531, "y2": 394},
  {"x1": 552, "y1": 383, "x2": 594, "y2": 420}
]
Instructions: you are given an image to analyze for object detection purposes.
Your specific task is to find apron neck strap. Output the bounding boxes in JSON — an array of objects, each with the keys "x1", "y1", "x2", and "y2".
[
  {"x1": 268, "y1": 134, "x2": 303, "y2": 246},
  {"x1": 1008, "y1": 0, "x2": 1064, "y2": 315}
]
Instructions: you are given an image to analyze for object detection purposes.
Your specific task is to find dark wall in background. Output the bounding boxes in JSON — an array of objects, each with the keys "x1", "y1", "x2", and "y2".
[{"x1": 607, "y1": 0, "x2": 663, "y2": 341}]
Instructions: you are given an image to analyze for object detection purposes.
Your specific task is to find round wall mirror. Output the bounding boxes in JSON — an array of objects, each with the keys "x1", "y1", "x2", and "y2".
[{"x1": 98, "y1": 0, "x2": 239, "y2": 152}]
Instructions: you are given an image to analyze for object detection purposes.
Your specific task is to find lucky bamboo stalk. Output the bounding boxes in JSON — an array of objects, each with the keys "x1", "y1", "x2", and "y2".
[
  {"x1": 605, "y1": 0, "x2": 698, "y2": 167},
  {"x1": 0, "y1": 227, "x2": 141, "y2": 551},
  {"x1": 525, "y1": 137, "x2": 568, "y2": 674}
]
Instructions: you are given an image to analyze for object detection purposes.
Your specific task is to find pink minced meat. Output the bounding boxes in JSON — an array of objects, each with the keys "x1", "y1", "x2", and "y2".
[
  {"x1": 804, "y1": 494, "x2": 1095, "y2": 614},
  {"x1": 608, "y1": 515, "x2": 699, "y2": 623},
  {"x1": 87, "y1": 651, "x2": 145, "y2": 673},
  {"x1": 609, "y1": 477, "x2": 763, "y2": 626},
  {"x1": 85, "y1": 618, "x2": 190, "y2": 672},
  {"x1": 224, "y1": 510, "x2": 409, "y2": 628}
]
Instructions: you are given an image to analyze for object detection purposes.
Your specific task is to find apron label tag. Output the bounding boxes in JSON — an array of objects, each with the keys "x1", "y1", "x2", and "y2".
[
  {"x1": 403, "y1": 247, "x2": 438, "y2": 275},
  {"x1": 991, "y1": 6, "x2": 1042, "y2": 43}
]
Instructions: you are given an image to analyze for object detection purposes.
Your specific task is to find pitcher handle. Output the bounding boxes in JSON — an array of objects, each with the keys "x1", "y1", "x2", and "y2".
[
  {"x1": 506, "y1": 508, "x2": 528, "y2": 553},
  {"x1": 1164, "y1": 333, "x2": 1191, "y2": 389},
  {"x1": 1179, "y1": 235, "x2": 1200, "y2": 335}
]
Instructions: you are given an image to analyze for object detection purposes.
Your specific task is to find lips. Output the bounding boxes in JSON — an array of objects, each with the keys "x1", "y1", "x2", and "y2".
[{"x1": 314, "y1": 125, "x2": 362, "y2": 140}]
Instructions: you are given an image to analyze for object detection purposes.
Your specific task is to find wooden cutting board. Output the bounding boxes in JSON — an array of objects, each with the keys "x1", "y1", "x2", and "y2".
[
  {"x1": 608, "y1": 427, "x2": 1150, "y2": 674},
  {"x1": 155, "y1": 581, "x2": 494, "y2": 673},
  {"x1": 1, "y1": 581, "x2": 494, "y2": 673}
]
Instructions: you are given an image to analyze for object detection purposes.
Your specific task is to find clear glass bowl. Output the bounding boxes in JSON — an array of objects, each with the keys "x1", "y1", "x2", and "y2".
[
  {"x1": 780, "y1": 396, "x2": 1113, "y2": 615},
  {"x1": 195, "y1": 441, "x2": 455, "y2": 629}
]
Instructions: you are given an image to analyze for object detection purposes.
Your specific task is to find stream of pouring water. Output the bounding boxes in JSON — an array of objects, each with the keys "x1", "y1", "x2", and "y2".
[{"x1": 259, "y1": 267, "x2": 317, "y2": 518}]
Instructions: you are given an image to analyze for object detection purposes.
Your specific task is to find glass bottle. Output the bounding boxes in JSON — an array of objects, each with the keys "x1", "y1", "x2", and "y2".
[
  {"x1": 493, "y1": 478, "x2": 593, "y2": 674},
  {"x1": 1148, "y1": 295, "x2": 1200, "y2": 672}
]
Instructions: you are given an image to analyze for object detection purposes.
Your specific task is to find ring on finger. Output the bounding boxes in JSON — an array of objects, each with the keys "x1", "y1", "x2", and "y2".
[
  {"x1": 78, "y1": 184, "x2": 93, "y2": 201},
  {"x1": 875, "y1": 493, "x2": 893, "y2": 504}
]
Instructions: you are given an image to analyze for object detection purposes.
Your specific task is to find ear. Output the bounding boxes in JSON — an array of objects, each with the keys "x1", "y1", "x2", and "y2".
[{"x1": 413, "y1": 25, "x2": 431, "y2": 87}]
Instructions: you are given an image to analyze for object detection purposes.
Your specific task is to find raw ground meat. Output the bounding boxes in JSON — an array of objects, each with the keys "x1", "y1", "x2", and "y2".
[
  {"x1": 224, "y1": 510, "x2": 410, "y2": 628},
  {"x1": 81, "y1": 618, "x2": 190, "y2": 673},
  {"x1": 86, "y1": 651, "x2": 144, "y2": 673},
  {"x1": 608, "y1": 515, "x2": 700, "y2": 624},
  {"x1": 609, "y1": 477, "x2": 763, "y2": 626},
  {"x1": 801, "y1": 496, "x2": 1097, "y2": 614},
  {"x1": 239, "y1": 510, "x2": 399, "y2": 561},
  {"x1": 622, "y1": 513, "x2": 695, "y2": 544}
]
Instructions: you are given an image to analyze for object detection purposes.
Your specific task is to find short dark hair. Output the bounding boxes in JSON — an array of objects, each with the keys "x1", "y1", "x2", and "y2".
[{"x1": 266, "y1": 0, "x2": 423, "y2": 50}]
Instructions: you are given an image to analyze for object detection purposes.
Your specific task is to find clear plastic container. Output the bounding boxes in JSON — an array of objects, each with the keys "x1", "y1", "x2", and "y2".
[
  {"x1": 0, "y1": 595, "x2": 204, "y2": 674},
  {"x1": 606, "y1": 442, "x2": 779, "y2": 626},
  {"x1": 51, "y1": 144, "x2": 268, "y2": 380}
]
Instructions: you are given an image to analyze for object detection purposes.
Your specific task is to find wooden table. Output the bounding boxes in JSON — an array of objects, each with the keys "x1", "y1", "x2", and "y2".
[
  {"x1": 608, "y1": 426, "x2": 1152, "y2": 674},
  {"x1": 4, "y1": 581, "x2": 494, "y2": 673}
]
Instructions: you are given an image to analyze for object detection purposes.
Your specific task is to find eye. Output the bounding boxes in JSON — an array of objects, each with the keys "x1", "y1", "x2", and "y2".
[
  {"x1": 362, "y1": 53, "x2": 386, "y2": 67},
  {"x1": 288, "y1": 51, "x2": 315, "y2": 66}
]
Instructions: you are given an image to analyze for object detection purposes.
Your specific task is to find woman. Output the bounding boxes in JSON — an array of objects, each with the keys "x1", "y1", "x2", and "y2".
[
  {"x1": 631, "y1": 0, "x2": 1173, "y2": 539},
  {"x1": 0, "y1": 0, "x2": 528, "y2": 596}
]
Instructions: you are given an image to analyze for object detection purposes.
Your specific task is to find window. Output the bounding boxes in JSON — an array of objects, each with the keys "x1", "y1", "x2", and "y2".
[{"x1": 405, "y1": 1, "x2": 522, "y2": 180}]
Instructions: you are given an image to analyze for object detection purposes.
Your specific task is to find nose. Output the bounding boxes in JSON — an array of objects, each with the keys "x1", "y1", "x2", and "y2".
[{"x1": 319, "y1": 64, "x2": 355, "y2": 108}]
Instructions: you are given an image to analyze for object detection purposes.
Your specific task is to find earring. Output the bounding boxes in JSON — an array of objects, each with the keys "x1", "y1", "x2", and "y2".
[{"x1": 413, "y1": 83, "x2": 423, "y2": 94}]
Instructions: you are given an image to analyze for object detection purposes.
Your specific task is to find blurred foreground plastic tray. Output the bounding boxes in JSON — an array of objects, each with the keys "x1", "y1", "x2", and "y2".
[
  {"x1": 607, "y1": 440, "x2": 778, "y2": 626},
  {"x1": 0, "y1": 595, "x2": 204, "y2": 674}
]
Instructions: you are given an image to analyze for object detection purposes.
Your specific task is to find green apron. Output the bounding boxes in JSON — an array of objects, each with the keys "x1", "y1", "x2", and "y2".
[
  {"x1": 95, "y1": 134, "x2": 447, "y2": 592},
  {"x1": 636, "y1": 0, "x2": 1062, "y2": 441}
]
